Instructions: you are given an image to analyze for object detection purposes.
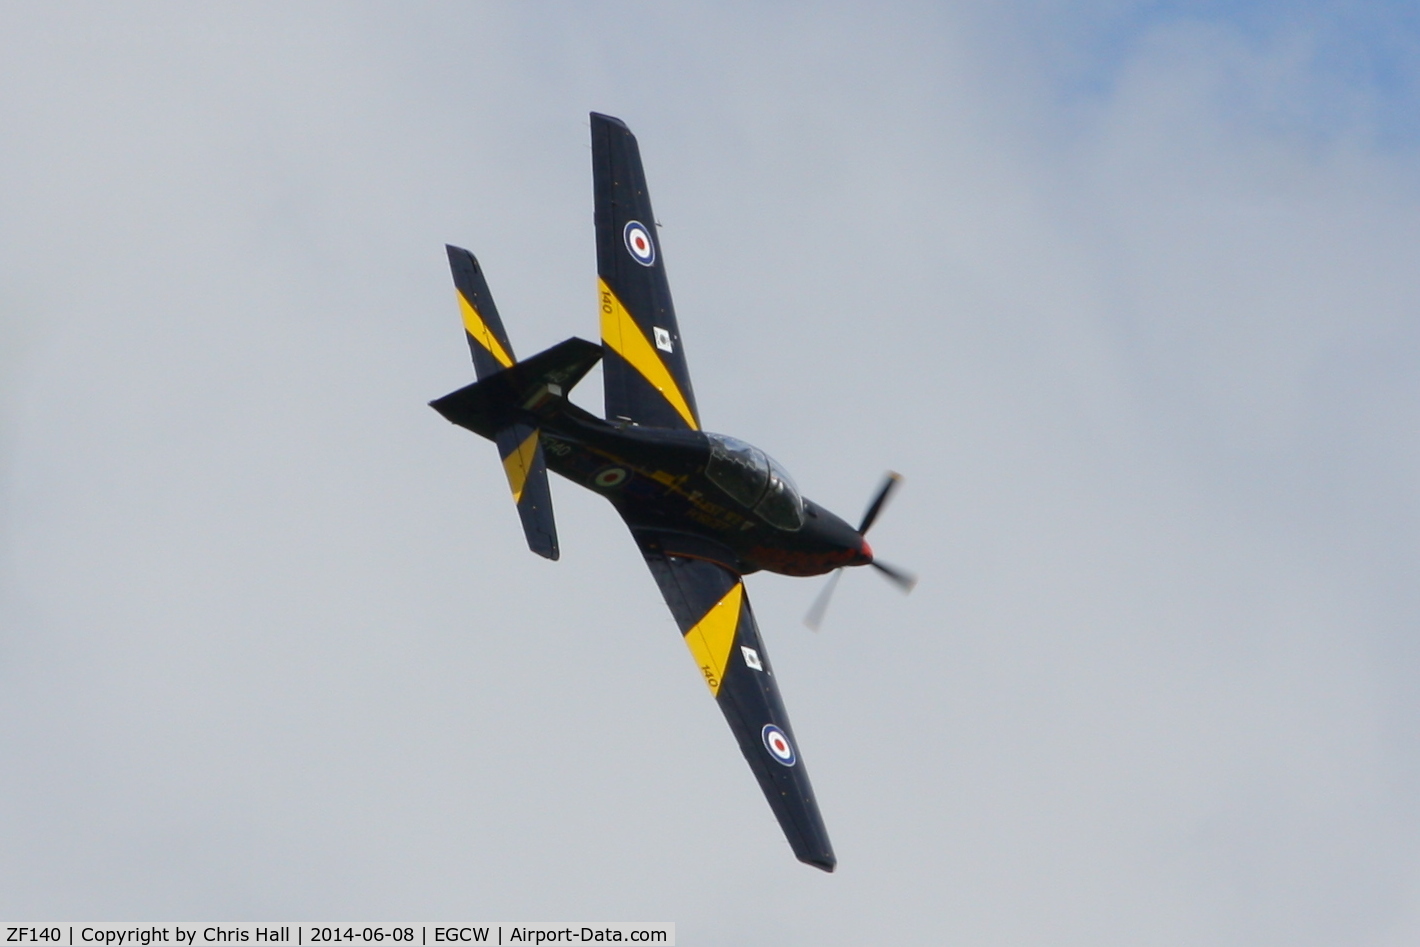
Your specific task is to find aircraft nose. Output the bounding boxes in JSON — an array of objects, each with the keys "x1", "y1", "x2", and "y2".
[{"x1": 856, "y1": 537, "x2": 874, "y2": 565}]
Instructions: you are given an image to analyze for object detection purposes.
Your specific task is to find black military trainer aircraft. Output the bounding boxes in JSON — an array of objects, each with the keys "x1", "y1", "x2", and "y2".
[{"x1": 430, "y1": 112, "x2": 913, "y2": 872}]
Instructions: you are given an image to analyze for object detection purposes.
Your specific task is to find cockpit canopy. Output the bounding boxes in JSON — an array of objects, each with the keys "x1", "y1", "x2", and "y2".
[{"x1": 704, "y1": 433, "x2": 805, "y2": 531}]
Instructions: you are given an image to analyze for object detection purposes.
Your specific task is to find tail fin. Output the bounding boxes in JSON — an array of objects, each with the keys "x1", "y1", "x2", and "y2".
[
  {"x1": 436, "y1": 246, "x2": 602, "y2": 560},
  {"x1": 430, "y1": 337, "x2": 603, "y2": 437}
]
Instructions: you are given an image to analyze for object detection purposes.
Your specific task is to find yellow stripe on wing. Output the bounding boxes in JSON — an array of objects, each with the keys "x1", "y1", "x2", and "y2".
[
  {"x1": 598, "y1": 278, "x2": 698, "y2": 429},
  {"x1": 683, "y1": 582, "x2": 743, "y2": 697},
  {"x1": 501, "y1": 429, "x2": 540, "y2": 504},
  {"x1": 459, "y1": 289, "x2": 514, "y2": 369}
]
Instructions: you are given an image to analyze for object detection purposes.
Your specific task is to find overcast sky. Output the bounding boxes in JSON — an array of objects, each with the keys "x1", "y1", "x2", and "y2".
[{"x1": 2, "y1": 2, "x2": 1419, "y2": 944}]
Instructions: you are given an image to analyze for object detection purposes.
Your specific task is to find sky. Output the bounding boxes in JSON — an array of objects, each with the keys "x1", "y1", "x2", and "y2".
[{"x1": 2, "y1": 2, "x2": 1418, "y2": 943}]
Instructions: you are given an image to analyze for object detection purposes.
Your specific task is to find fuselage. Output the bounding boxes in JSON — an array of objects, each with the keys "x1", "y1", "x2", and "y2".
[{"x1": 530, "y1": 399, "x2": 870, "y2": 577}]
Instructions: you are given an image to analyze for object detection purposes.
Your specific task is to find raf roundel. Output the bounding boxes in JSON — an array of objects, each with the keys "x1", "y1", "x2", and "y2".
[
  {"x1": 761, "y1": 724, "x2": 797, "y2": 767},
  {"x1": 623, "y1": 220, "x2": 656, "y2": 266},
  {"x1": 593, "y1": 466, "x2": 629, "y2": 489}
]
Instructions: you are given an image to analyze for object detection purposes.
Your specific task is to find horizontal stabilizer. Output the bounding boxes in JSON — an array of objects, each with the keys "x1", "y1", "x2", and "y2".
[
  {"x1": 496, "y1": 421, "x2": 558, "y2": 559},
  {"x1": 448, "y1": 245, "x2": 518, "y2": 380}
]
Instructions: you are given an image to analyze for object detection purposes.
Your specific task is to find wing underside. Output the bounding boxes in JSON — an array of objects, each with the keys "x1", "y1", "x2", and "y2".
[
  {"x1": 592, "y1": 112, "x2": 701, "y2": 431},
  {"x1": 633, "y1": 531, "x2": 836, "y2": 871}
]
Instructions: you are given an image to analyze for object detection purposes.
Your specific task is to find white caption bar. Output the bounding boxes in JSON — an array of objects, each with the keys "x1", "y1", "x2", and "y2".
[{"x1": 2, "y1": 926, "x2": 673, "y2": 947}]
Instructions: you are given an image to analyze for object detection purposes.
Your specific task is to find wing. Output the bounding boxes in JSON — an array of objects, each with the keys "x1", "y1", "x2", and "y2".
[
  {"x1": 591, "y1": 112, "x2": 701, "y2": 431},
  {"x1": 633, "y1": 531, "x2": 836, "y2": 871}
]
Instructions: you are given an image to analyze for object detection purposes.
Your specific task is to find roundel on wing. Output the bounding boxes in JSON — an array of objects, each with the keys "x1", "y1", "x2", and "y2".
[
  {"x1": 623, "y1": 220, "x2": 656, "y2": 266},
  {"x1": 761, "y1": 724, "x2": 797, "y2": 767}
]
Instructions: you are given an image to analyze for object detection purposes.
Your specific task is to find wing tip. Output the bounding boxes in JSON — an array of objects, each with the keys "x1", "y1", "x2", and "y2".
[
  {"x1": 590, "y1": 110, "x2": 629, "y2": 130},
  {"x1": 800, "y1": 852, "x2": 837, "y2": 873}
]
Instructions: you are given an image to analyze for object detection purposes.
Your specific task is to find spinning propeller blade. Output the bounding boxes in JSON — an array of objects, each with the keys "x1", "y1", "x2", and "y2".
[
  {"x1": 803, "y1": 472, "x2": 915, "y2": 630},
  {"x1": 803, "y1": 568, "x2": 844, "y2": 631},
  {"x1": 858, "y1": 471, "x2": 903, "y2": 534},
  {"x1": 871, "y1": 559, "x2": 918, "y2": 592}
]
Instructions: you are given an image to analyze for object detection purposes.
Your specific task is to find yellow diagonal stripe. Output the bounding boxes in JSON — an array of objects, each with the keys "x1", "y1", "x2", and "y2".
[
  {"x1": 683, "y1": 582, "x2": 743, "y2": 697},
  {"x1": 501, "y1": 429, "x2": 540, "y2": 504},
  {"x1": 459, "y1": 290, "x2": 514, "y2": 369},
  {"x1": 598, "y1": 278, "x2": 698, "y2": 429}
]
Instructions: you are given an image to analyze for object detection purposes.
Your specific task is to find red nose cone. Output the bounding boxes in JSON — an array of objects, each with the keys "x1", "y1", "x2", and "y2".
[{"x1": 858, "y1": 538, "x2": 874, "y2": 564}]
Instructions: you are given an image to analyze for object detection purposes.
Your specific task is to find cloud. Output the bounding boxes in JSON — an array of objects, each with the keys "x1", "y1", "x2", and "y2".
[{"x1": 1, "y1": 3, "x2": 1417, "y2": 943}]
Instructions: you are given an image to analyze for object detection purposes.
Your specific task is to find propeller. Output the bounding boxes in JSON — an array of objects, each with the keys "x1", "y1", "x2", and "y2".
[
  {"x1": 803, "y1": 472, "x2": 917, "y2": 630},
  {"x1": 871, "y1": 558, "x2": 918, "y2": 593},
  {"x1": 858, "y1": 471, "x2": 902, "y2": 534},
  {"x1": 803, "y1": 568, "x2": 844, "y2": 632}
]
